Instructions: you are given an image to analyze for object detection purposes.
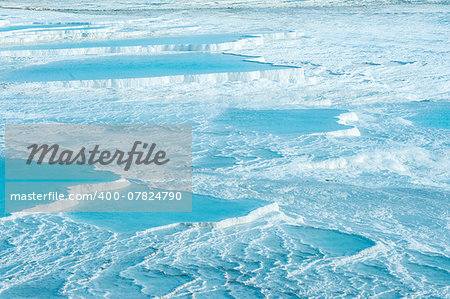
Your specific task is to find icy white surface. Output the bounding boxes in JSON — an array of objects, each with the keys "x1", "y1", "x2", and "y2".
[
  {"x1": 0, "y1": 3, "x2": 449, "y2": 298},
  {"x1": 0, "y1": 0, "x2": 447, "y2": 10}
]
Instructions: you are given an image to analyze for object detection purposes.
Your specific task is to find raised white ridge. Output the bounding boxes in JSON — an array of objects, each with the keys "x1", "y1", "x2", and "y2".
[
  {"x1": 18, "y1": 179, "x2": 131, "y2": 213},
  {"x1": 15, "y1": 67, "x2": 305, "y2": 88},
  {"x1": 0, "y1": 31, "x2": 303, "y2": 56},
  {"x1": 138, "y1": 202, "x2": 282, "y2": 234}
]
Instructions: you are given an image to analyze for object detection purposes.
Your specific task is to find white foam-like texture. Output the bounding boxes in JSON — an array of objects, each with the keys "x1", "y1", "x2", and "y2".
[{"x1": 325, "y1": 127, "x2": 361, "y2": 137}]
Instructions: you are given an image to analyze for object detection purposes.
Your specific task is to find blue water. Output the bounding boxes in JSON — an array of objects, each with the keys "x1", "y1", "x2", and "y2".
[
  {"x1": 0, "y1": 53, "x2": 291, "y2": 82},
  {"x1": 0, "y1": 34, "x2": 252, "y2": 50},
  {"x1": 408, "y1": 101, "x2": 450, "y2": 130},
  {"x1": 0, "y1": 23, "x2": 91, "y2": 32},
  {"x1": 69, "y1": 194, "x2": 264, "y2": 233},
  {"x1": 0, "y1": 158, "x2": 4, "y2": 217},
  {"x1": 215, "y1": 108, "x2": 350, "y2": 135},
  {"x1": 6, "y1": 159, "x2": 120, "y2": 181},
  {"x1": 3, "y1": 159, "x2": 120, "y2": 213},
  {"x1": 196, "y1": 108, "x2": 352, "y2": 169},
  {"x1": 0, "y1": 3, "x2": 449, "y2": 298}
]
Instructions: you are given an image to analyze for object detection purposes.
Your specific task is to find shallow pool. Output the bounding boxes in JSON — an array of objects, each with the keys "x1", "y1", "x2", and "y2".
[
  {"x1": 0, "y1": 34, "x2": 253, "y2": 50},
  {"x1": 0, "y1": 23, "x2": 92, "y2": 32},
  {"x1": 215, "y1": 108, "x2": 351, "y2": 136},
  {"x1": 0, "y1": 53, "x2": 292, "y2": 82}
]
